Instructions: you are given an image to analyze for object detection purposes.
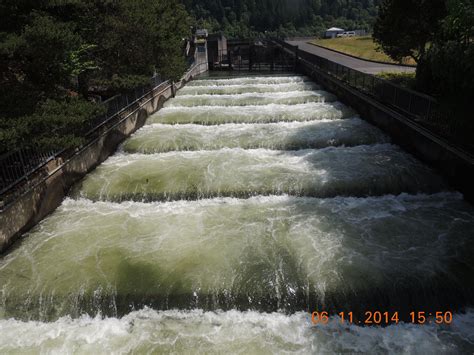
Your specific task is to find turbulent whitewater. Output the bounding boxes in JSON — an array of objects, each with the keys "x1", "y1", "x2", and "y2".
[
  {"x1": 2, "y1": 309, "x2": 474, "y2": 354},
  {"x1": 1, "y1": 193, "x2": 473, "y2": 321},
  {"x1": 178, "y1": 81, "x2": 321, "y2": 95},
  {"x1": 1, "y1": 73, "x2": 474, "y2": 354},
  {"x1": 150, "y1": 102, "x2": 354, "y2": 125},
  {"x1": 124, "y1": 118, "x2": 390, "y2": 153},
  {"x1": 75, "y1": 145, "x2": 445, "y2": 202}
]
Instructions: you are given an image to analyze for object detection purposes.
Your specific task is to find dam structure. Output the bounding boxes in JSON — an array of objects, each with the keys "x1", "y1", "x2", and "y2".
[{"x1": 1, "y1": 73, "x2": 474, "y2": 352}]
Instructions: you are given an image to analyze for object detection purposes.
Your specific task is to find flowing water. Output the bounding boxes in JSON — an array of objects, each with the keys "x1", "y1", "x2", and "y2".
[{"x1": 1, "y1": 74, "x2": 474, "y2": 353}]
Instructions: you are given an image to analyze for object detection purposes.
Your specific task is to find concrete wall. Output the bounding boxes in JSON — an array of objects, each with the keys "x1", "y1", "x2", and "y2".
[
  {"x1": 297, "y1": 59, "x2": 474, "y2": 202},
  {"x1": 0, "y1": 62, "x2": 208, "y2": 254}
]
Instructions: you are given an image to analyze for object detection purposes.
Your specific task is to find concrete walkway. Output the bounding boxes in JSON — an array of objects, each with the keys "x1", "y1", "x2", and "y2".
[{"x1": 287, "y1": 40, "x2": 416, "y2": 75}]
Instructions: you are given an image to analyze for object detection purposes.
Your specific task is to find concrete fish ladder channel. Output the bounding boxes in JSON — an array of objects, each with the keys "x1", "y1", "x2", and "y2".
[{"x1": 1, "y1": 74, "x2": 474, "y2": 352}]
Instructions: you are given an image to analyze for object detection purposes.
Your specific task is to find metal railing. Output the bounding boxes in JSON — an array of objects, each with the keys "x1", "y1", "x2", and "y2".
[
  {"x1": 274, "y1": 39, "x2": 470, "y2": 151},
  {"x1": 209, "y1": 43, "x2": 296, "y2": 72},
  {"x1": 0, "y1": 74, "x2": 169, "y2": 204}
]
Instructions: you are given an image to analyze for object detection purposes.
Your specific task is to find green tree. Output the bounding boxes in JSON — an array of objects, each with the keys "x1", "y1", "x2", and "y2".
[
  {"x1": 416, "y1": 0, "x2": 474, "y2": 139},
  {"x1": 0, "y1": 12, "x2": 87, "y2": 116},
  {"x1": 373, "y1": 0, "x2": 447, "y2": 63},
  {"x1": 0, "y1": 0, "x2": 191, "y2": 153}
]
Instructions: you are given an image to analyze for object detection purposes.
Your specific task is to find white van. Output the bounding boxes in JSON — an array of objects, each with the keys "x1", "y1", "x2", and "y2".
[{"x1": 336, "y1": 31, "x2": 356, "y2": 38}]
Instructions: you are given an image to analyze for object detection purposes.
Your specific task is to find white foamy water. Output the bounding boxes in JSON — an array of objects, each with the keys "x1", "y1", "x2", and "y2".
[
  {"x1": 187, "y1": 75, "x2": 311, "y2": 86},
  {"x1": 178, "y1": 81, "x2": 321, "y2": 95},
  {"x1": 2, "y1": 73, "x2": 474, "y2": 353},
  {"x1": 164, "y1": 90, "x2": 337, "y2": 107},
  {"x1": 74, "y1": 145, "x2": 446, "y2": 202},
  {"x1": 1, "y1": 309, "x2": 473, "y2": 354},
  {"x1": 123, "y1": 118, "x2": 390, "y2": 153},
  {"x1": 150, "y1": 102, "x2": 354, "y2": 125},
  {"x1": 1, "y1": 193, "x2": 473, "y2": 320}
]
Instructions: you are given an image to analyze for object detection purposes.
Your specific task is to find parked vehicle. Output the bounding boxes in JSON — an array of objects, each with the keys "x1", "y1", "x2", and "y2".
[{"x1": 337, "y1": 31, "x2": 356, "y2": 38}]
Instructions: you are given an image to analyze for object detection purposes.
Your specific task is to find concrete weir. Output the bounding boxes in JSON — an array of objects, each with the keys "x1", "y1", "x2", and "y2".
[
  {"x1": 0, "y1": 63, "x2": 207, "y2": 253},
  {"x1": 1, "y1": 72, "x2": 474, "y2": 353}
]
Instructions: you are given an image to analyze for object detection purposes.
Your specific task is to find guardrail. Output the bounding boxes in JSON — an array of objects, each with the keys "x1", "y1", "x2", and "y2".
[
  {"x1": 0, "y1": 58, "x2": 214, "y2": 206},
  {"x1": 210, "y1": 45, "x2": 296, "y2": 72},
  {"x1": 0, "y1": 74, "x2": 170, "y2": 203},
  {"x1": 273, "y1": 39, "x2": 469, "y2": 152}
]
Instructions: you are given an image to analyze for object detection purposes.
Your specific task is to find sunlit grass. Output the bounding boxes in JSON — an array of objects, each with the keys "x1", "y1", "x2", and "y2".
[{"x1": 309, "y1": 36, "x2": 416, "y2": 66}]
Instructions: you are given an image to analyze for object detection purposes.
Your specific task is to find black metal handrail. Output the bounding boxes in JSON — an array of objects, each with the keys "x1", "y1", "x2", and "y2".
[
  {"x1": 0, "y1": 58, "x2": 209, "y2": 206},
  {"x1": 273, "y1": 39, "x2": 470, "y2": 151},
  {"x1": 0, "y1": 74, "x2": 168, "y2": 203}
]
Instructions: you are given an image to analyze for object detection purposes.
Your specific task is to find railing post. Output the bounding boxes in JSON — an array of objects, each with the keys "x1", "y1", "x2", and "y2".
[
  {"x1": 294, "y1": 45, "x2": 299, "y2": 71},
  {"x1": 18, "y1": 150, "x2": 28, "y2": 179},
  {"x1": 249, "y1": 44, "x2": 253, "y2": 71},
  {"x1": 270, "y1": 45, "x2": 275, "y2": 72}
]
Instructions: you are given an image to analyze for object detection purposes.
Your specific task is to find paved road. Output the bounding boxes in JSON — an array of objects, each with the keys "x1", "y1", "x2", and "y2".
[{"x1": 287, "y1": 40, "x2": 416, "y2": 75}]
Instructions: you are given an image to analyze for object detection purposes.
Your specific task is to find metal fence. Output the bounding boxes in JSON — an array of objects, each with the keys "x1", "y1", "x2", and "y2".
[
  {"x1": 209, "y1": 44, "x2": 296, "y2": 72},
  {"x1": 0, "y1": 74, "x2": 169, "y2": 203},
  {"x1": 274, "y1": 39, "x2": 468, "y2": 150}
]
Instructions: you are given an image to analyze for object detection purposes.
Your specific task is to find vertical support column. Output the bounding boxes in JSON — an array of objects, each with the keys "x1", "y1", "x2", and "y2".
[
  {"x1": 249, "y1": 44, "x2": 253, "y2": 71},
  {"x1": 270, "y1": 45, "x2": 275, "y2": 72},
  {"x1": 228, "y1": 50, "x2": 232, "y2": 70},
  {"x1": 294, "y1": 45, "x2": 299, "y2": 71}
]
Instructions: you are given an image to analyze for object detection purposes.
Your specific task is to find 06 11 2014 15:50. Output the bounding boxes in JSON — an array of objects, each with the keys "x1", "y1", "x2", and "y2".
[{"x1": 311, "y1": 311, "x2": 453, "y2": 325}]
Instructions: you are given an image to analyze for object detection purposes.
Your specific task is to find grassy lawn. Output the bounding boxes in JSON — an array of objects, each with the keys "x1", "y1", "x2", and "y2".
[{"x1": 309, "y1": 36, "x2": 416, "y2": 66}]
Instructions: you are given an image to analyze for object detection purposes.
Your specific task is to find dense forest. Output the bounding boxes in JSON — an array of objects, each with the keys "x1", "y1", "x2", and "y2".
[{"x1": 183, "y1": 0, "x2": 382, "y2": 37}]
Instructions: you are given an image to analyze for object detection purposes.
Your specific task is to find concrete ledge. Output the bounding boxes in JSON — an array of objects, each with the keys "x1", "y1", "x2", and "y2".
[
  {"x1": 297, "y1": 60, "x2": 474, "y2": 202},
  {"x1": 0, "y1": 62, "x2": 208, "y2": 254}
]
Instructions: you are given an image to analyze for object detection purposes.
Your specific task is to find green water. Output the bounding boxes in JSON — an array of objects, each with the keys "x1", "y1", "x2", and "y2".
[
  {"x1": 164, "y1": 91, "x2": 337, "y2": 107},
  {"x1": 1, "y1": 194, "x2": 473, "y2": 321},
  {"x1": 149, "y1": 102, "x2": 354, "y2": 125},
  {"x1": 75, "y1": 145, "x2": 446, "y2": 202},
  {"x1": 1, "y1": 74, "x2": 474, "y2": 353},
  {"x1": 177, "y1": 81, "x2": 321, "y2": 95},
  {"x1": 123, "y1": 118, "x2": 390, "y2": 153}
]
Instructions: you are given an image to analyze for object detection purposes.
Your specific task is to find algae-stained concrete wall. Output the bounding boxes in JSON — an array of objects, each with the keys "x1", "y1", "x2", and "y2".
[
  {"x1": 0, "y1": 63, "x2": 208, "y2": 254},
  {"x1": 296, "y1": 60, "x2": 474, "y2": 202}
]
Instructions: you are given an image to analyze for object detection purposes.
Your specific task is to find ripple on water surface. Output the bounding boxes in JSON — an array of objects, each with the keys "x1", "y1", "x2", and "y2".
[
  {"x1": 164, "y1": 90, "x2": 337, "y2": 107},
  {"x1": 74, "y1": 145, "x2": 446, "y2": 202},
  {"x1": 1, "y1": 309, "x2": 474, "y2": 354},
  {"x1": 186, "y1": 75, "x2": 311, "y2": 86},
  {"x1": 123, "y1": 118, "x2": 390, "y2": 153},
  {"x1": 177, "y1": 81, "x2": 321, "y2": 95},
  {"x1": 2, "y1": 73, "x2": 473, "y2": 353},
  {"x1": 1, "y1": 193, "x2": 473, "y2": 320},
  {"x1": 150, "y1": 102, "x2": 354, "y2": 125}
]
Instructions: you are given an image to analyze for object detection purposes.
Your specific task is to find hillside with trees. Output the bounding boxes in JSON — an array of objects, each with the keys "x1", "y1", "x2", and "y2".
[{"x1": 183, "y1": 0, "x2": 382, "y2": 38}]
